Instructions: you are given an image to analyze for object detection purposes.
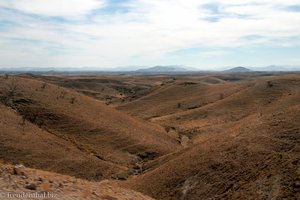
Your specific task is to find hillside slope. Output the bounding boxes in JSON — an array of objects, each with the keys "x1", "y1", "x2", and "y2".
[
  {"x1": 1, "y1": 73, "x2": 299, "y2": 199},
  {"x1": 0, "y1": 75, "x2": 179, "y2": 180},
  {"x1": 152, "y1": 75, "x2": 300, "y2": 140},
  {"x1": 0, "y1": 163, "x2": 153, "y2": 200},
  {"x1": 117, "y1": 79, "x2": 245, "y2": 120},
  {"x1": 0, "y1": 103, "x2": 121, "y2": 180},
  {"x1": 122, "y1": 75, "x2": 300, "y2": 199}
]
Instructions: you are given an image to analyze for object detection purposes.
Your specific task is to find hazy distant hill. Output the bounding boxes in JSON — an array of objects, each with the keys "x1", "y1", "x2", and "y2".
[
  {"x1": 252, "y1": 65, "x2": 300, "y2": 72},
  {"x1": 136, "y1": 66, "x2": 188, "y2": 73},
  {"x1": 225, "y1": 67, "x2": 252, "y2": 73}
]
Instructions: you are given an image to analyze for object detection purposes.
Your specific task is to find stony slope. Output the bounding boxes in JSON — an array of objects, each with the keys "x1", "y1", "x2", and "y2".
[{"x1": 0, "y1": 163, "x2": 153, "y2": 200}]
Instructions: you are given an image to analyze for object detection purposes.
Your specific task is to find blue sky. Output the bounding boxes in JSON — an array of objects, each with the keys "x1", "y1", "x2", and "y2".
[{"x1": 0, "y1": 0, "x2": 300, "y2": 70}]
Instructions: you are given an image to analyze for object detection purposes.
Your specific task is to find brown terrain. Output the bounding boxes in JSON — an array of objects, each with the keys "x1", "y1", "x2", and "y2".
[
  {"x1": 0, "y1": 163, "x2": 153, "y2": 200},
  {"x1": 0, "y1": 72, "x2": 299, "y2": 199}
]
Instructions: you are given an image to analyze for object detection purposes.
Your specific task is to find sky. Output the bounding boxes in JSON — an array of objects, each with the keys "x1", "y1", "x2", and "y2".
[{"x1": 0, "y1": 0, "x2": 300, "y2": 70}]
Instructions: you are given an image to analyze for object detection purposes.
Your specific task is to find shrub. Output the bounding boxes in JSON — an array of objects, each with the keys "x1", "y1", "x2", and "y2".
[
  {"x1": 267, "y1": 81, "x2": 273, "y2": 88},
  {"x1": 41, "y1": 83, "x2": 47, "y2": 89},
  {"x1": 70, "y1": 97, "x2": 76, "y2": 104},
  {"x1": 219, "y1": 93, "x2": 224, "y2": 100}
]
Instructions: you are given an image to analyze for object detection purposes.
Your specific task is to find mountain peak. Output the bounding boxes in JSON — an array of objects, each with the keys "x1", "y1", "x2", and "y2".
[
  {"x1": 225, "y1": 66, "x2": 252, "y2": 72},
  {"x1": 136, "y1": 66, "x2": 188, "y2": 73}
]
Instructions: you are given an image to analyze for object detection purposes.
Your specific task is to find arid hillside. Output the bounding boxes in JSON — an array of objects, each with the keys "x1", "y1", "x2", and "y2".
[
  {"x1": 117, "y1": 78, "x2": 246, "y2": 120},
  {"x1": 0, "y1": 103, "x2": 121, "y2": 180},
  {"x1": 0, "y1": 72, "x2": 299, "y2": 200},
  {"x1": 0, "y1": 75, "x2": 179, "y2": 181},
  {"x1": 122, "y1": 75, "x2": 300, "y2": 199},
  {"x1": 0, "y1": 163, "x2": 153, "y2": 200}
]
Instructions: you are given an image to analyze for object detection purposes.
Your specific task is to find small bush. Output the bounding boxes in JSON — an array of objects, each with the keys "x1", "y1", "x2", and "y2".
[
  {"x1": 41, "y1": 83, "x2": 47, "y2": 89},
  {"x1": 267, "y1": 81, "x2": 273, "y2": 88},
  {"x1": 219, "y1": 93, "x2": 224, "y2": 100},
  {"x1": 59, "y1": 91, "x2": 66, "y2": 99},
  {"x1": 70, "y1": 97, "x2": 76, "y2": 104},
  {"x1": 21, "y1": 115, "x2": 26, "y2": 126}
]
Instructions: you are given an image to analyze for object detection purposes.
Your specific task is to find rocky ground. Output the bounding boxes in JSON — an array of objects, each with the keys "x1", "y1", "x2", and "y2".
[{"x1": 0, "y1": 163, "x2": 153, "y2": 200}]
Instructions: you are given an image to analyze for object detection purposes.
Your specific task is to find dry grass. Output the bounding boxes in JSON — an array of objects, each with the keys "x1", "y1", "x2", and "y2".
[
  {"x1": 0, "y1": 163, "x2": 153, "y2": 200},
  {"x1": 0, "y1": 75, "x2": 179, "y2": 181},
  {"x1": 1, "y1": 72, "x2": 299, "y2": 199}
]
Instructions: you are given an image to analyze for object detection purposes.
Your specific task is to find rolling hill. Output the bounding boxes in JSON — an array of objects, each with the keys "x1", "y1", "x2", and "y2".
[
  {"x1": 0, "y1": 72, "x2": 299, "y2": 200},
  {"x1": 120, "y1": 74, "x2": 300, "y2": 199},
  {"x1": 0, "y1": 75, "x2": 180, "y2": 181}
]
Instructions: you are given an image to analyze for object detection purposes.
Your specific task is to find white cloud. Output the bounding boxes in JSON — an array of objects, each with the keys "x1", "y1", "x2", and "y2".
[
  {"x1": 9, "y1": 0, "x2": 106, "y2": 17},
  {"x1": 0, "y1": 0, "x2": 300, "y2": 68}
]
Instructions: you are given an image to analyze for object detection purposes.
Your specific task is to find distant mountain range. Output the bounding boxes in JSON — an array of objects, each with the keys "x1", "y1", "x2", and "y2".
[
  {"x1": 249, "y1": 65, "x2": 300, "y2": 72},
  {"x1": 136, "y1": 66, "x2": 189, "y2": 73},
  {"x1": 1, "y1": 65, "x2": 300, "y2": 73},
  {"x1": 224, "y1": 67, "x2": 252, "y2": 73},
  {"x1": 224, "y1": 66, "x2": 300, "y2": 72}
]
